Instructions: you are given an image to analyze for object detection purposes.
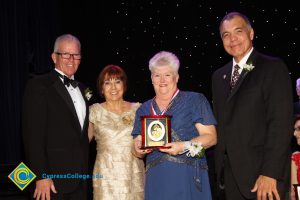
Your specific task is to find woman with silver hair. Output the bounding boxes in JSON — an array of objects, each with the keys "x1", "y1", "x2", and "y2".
[{"x1": 131, "y1": 51, "x2": 217, "y2": 199}]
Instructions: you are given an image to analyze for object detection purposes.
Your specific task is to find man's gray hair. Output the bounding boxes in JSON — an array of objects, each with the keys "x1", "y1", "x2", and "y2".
[{"x1": 53, "y1": 34, "x2": 81, "y2": 52}]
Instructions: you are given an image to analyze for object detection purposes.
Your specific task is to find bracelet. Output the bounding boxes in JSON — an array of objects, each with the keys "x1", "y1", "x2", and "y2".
[{"x1": 178, "y1": 141, "x2": 190, "y2": 154}]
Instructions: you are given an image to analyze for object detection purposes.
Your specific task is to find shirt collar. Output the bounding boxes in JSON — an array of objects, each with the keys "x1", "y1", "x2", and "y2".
[
  {"x1": 232, "y1": 47, "x2": 254, "y2": 69},
  {"x1": 54, "y1": 68, "x2": 75, "y2": 80}
]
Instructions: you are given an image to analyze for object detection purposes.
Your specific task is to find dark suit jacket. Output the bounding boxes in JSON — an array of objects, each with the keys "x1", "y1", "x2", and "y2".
[
  {"x1": 294, "y1": 101, "x2": 300, "y2": 115},
  {"x1": 212, "y1": 49, "x2": 293, "y2": 198},
  {"x1": 22, "y1": 70, "x2": 89, "y2": 193}
]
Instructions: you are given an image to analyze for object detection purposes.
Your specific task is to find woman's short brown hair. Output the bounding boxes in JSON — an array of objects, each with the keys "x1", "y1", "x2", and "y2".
[{"x1": 97, "y1": 65, "x2": 127, "y2": 97}]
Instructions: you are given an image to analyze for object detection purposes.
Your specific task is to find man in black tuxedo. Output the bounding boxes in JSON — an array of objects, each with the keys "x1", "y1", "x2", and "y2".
[
  {"x1": 212, "y1": 12, "x2": 293, "y2": 200},
  {"x1": 22, "y1": 34, "x2": 89, "y2": 200}
]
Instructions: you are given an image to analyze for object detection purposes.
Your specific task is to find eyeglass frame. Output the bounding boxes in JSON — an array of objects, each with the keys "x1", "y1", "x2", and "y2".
[{"x1": 55, "y1": 52, "x2": 82, "y2": 60}]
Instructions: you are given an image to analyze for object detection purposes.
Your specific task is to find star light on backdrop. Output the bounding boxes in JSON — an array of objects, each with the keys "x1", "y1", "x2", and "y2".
[{"x1": 57, "y1": 0, "x2": 300, "y2": 102}]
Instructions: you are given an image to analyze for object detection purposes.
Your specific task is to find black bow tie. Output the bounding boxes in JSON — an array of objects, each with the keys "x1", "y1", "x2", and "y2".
[
  {"x1": 55, "y1": 71, "x2": 78, "y2": 88},
  {"x1": 63, "y1": 76, "x2": 78, "y2": 88}
]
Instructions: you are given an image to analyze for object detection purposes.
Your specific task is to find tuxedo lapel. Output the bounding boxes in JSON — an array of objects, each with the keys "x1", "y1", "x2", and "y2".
[
  {"x1": 51, "y1": 71, "x2": 82, "y2": 131},
  {"x1": 220, "y1": 64, "x2": 232, "y2": 99}
]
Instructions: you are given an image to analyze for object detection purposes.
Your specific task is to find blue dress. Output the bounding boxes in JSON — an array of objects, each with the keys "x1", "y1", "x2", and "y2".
[{"x1": 132, "y1": 91, "x2": 216, "y2": 200}]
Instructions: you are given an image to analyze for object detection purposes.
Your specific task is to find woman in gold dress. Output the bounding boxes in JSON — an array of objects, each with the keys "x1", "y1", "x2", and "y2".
[{"x1": 88, "y1": 65, "x2": 144, "y2": 200}]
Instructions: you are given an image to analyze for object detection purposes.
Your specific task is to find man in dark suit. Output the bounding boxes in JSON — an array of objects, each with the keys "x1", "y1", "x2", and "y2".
[
  {"x1": 212, "y1": 12, "x2": 293, "y2": 200},
  {"x1": 22, "y1": 34, "x2": 89, "y2": 200}
]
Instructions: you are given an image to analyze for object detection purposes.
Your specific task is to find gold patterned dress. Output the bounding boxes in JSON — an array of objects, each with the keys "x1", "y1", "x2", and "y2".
[{"x1": 89, "y1": 103, "x2": 145, "y2": 200}]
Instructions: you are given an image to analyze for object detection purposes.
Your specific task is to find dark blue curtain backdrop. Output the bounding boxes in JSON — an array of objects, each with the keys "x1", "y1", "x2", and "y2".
[{"x1": 1, "y1": 0, "x2": 300, "y2": 198}]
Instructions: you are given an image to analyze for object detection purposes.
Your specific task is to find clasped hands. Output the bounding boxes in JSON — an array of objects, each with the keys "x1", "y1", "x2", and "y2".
[{"x1": 133, "y1": 135, "x2": 184, "y2": 157}]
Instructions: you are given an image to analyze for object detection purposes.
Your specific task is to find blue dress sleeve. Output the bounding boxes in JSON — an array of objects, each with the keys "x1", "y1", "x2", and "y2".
[{"x1": 191, "y1": 93, "x2": 217, "y2": 125}]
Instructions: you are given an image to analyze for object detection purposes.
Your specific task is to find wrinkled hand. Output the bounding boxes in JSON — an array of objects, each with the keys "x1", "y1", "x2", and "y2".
[
  {"x1": 34, "y1": 179, "x2": 57, "y2": 200},
  {"x1": 159, "y1": 142, "x2": 184, "y2": 156},
  {"x1": 251, "y1": 175, "x2": 280, "y2": 200},
  {"x1": 133, "y1": 135, "x2": 152, "y2": 158}
]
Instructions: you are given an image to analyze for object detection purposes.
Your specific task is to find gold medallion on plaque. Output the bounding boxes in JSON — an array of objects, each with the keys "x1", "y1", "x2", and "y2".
[{"x1": 141, "y1": 115, "x2": 171, "y2": 149}]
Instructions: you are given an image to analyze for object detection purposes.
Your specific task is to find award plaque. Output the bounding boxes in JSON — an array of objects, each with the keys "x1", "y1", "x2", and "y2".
[
  {"x1": 294, "y1": 184, "x2": 300, "y2": 200},
  {"x1": 141, "y1": 115, "x2": 171, "y2": 149}
]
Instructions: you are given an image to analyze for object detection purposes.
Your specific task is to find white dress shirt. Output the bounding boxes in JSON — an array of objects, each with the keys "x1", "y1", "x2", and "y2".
[
  {"x1": 231, "y1": 47, "x2": 254, "y2": 76},
  {"x1": 55, "y1": 69, "x2": 86, "y2": 129}
]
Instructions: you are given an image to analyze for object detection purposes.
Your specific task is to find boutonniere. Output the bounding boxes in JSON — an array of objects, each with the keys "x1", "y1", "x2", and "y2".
[
  {"x1": 84, "y1": 88, "x2": 93, "y2": 101},
  {"x1": 122, "y1": 115, "x2": 134, "y2": 126},
  {"x1": 243, "y1": 62, "x2": 255, "y2": 72},
  {"x1": 223, "y1": 74, "x2": 227, "y2": 79}
]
